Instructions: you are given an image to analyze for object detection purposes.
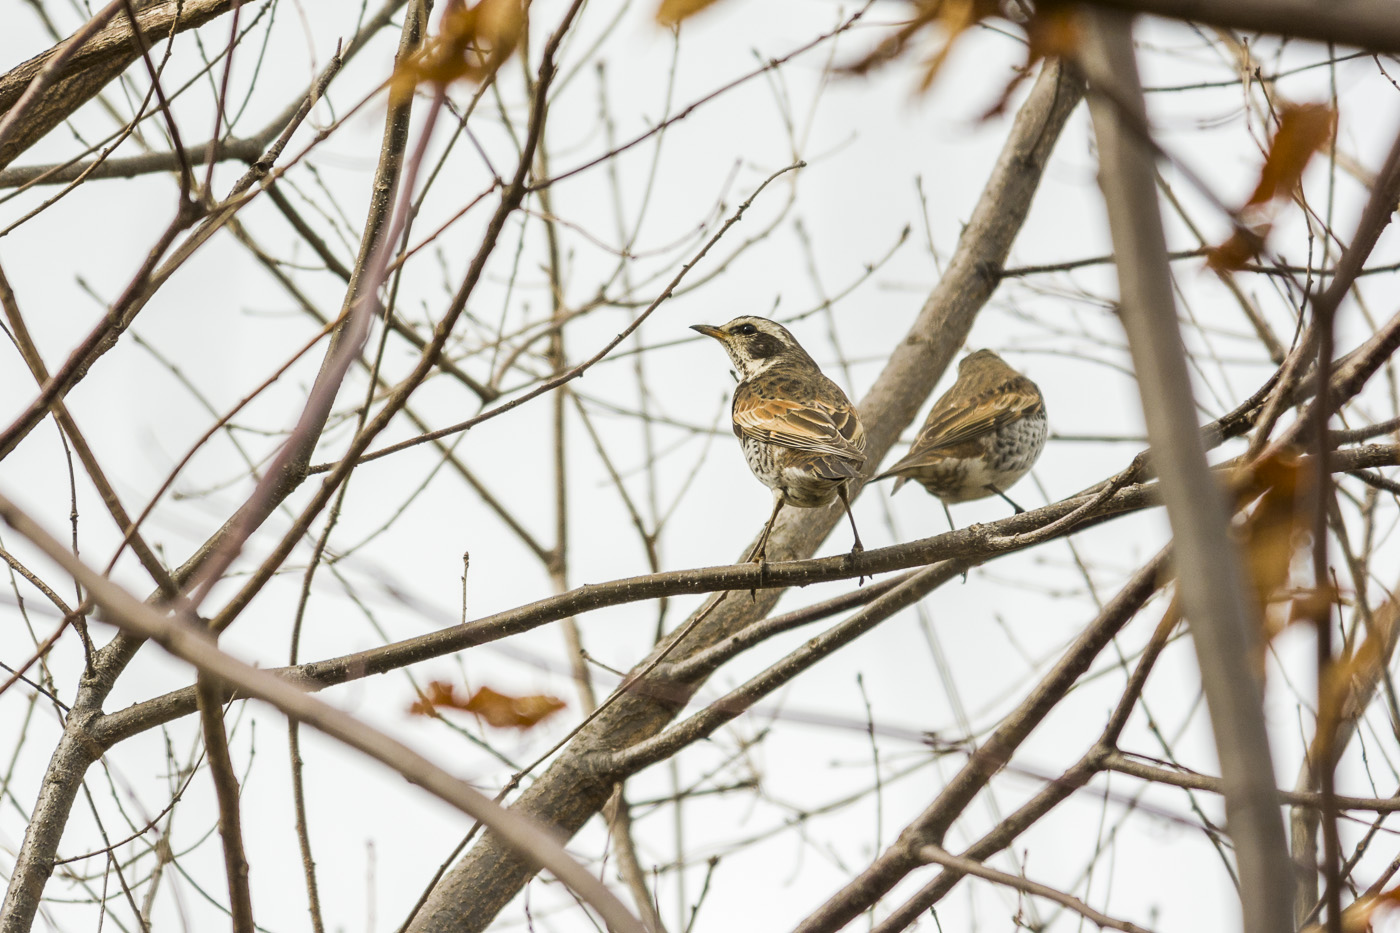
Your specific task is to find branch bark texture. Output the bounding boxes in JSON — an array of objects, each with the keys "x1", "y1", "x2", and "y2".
[
  {"x1": 1078, "y1": 11, "x2": 1293, "y2": 933},
  {"x1": 1074, "y1": 0, "x2": 1400, "y2": 53},
  {"x1": 0, "y1": 0, "x2": 255, "y2": 169}
]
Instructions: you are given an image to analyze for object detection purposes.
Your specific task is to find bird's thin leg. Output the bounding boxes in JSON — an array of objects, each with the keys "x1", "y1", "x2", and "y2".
[
  {"x1": 743, "y1": 492, "x2": 786, "y2": 601},
  {"x1": 837, "y1": 484, "x2": 864, "y2": 552},
  {"x1": 941, "y1": 501, "x2": 968, "y2": 584},
  {"x1": 987, "y1": 485, "x2": 1025, "y2": 514},
  {"x1": 837, "y1": 484, "x2": 866, "y2": 585},
  {"x1": 745, "y1": 492, "x2": 786, "y2": 565}
]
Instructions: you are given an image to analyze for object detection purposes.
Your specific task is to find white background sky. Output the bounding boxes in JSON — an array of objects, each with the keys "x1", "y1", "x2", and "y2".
[{"x1": 4, "y1": 1, "x2": 1400, "y2": 931}]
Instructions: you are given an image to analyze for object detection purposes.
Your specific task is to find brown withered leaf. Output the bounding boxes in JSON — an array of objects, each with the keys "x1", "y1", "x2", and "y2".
[
  {"x1": 1233, "y1": 450, "x2": 1323, "y2": 675},
  {"x1": 1207, "y1": 103, "x2": 1335, "y2": 271},
  {"x1": 841, "y1": 0, "x2": 1001, "y2": 91},
  {"x1": 1246, "y1": 103, "x2": 1336, "y2": 207},
  {"x1": 391, "y1": 0, "x2": 522, "y2": 93},
  {"x1": 1206, "y1": 224, "x2": 1268, "y2": 274},
  {"x1": 1316, "y1": 596, "x2": 1397, "y2": 748},
  {"x1": 655, "y1": 0, "x2": 725, "y2": 26},
  {"x1": 463, "y1": 686, "x2": 566, "y2": 729},
  {"x1": 1286, "y1": 582, "x2": 1339, "y2": 628},
  {"x1": 410, "y1": 681, "x2": 566, "y2": 730},
  {"x1": 662, "y1": 0, "x2": 1077, "y2": 103},
  {"x1": 408, "y1": 680, "x2": 467, "y2": 716},
  {"x1": 981, "y1": 7, "x2": 1082, "y2": 119},
  {"x1": 1301, "y1": 882, "x2": 1400, "y2": 932}
]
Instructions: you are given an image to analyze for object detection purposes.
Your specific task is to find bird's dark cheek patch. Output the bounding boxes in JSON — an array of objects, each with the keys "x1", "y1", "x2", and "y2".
[{"x1": 746, "y1": 335, "x2": 782, "y2": 359}]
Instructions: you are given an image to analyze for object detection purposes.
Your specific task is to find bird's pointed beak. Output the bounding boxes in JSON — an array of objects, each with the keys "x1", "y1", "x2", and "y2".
[{"x1": 690, "y1": 324, "x2": 726, "y2": 341}]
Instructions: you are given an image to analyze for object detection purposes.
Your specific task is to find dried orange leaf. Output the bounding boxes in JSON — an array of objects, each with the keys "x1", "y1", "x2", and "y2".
[
  {"x1": 392, "y1": 0, "x2": 522, "y2": 93},
  {"x1": 1026, "y1": 7, "x2": 1081, "y2": 59},
  {"x1": 981, "y1": 8, "x2": 1082, "y2": 119},
  {"x1": 1246, "y1": 103, "x2": 1336, "y2": 208},
  {"x1": 1326, "y1": 883, "x2": 1400, "y2": 932},
  {"x1": 463, "y1": 686, "x2": 566, "y2": 729},
  {"x1": 1233, "y1": 450, "x2": 1321, "y2": 677},
  {"x1": 409, "y1": 680, "x2": 469, "y2": 716},
  {"x1": 1286, "y1": 583, "x2": 1338, "y2": 628},
  {"x1": 1319, "y1": 598, "x2": 1395, "y2": 733},
  {"x1": 841, "y1": 0, "x2": 1000, "y2": 90},
  {"x1": 410, "y1": 681, "x2": 566, "y2": 730},
  {"x1": 1208, "y1": 103, "x2": 1334, "y2": 270},
  {"x1": 656, "y1": 0, "x2": 725, "y2": 26},
  {"x1": 1206, "y1": 224, "x2": 1268, "y2": 273}
]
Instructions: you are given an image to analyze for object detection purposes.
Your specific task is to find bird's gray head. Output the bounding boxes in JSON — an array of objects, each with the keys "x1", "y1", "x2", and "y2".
[
  {"x1": 690, "y1": 315, "x2": 814, "y2": 379},
  {"x1": 959, "y1": 348, "x2": 1004, "y2": 370}
]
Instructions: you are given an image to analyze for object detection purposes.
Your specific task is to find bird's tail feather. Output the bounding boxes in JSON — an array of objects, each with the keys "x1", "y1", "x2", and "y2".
[{"x1": 870, "y1": 469, "x2": 909, "y2": 494}]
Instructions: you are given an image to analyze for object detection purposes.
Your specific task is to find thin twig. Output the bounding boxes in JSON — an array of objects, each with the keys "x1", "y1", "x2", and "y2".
[{"x1": 916, "y1": 845, "x2": 1154, "y2": 933}]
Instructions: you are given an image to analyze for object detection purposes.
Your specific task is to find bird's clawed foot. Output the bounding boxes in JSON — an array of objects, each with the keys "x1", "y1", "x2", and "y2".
[
  {"x1": 846, "y1": 541, "x2": 867, "y2": 586},
  {"x1": 750, "y1": 557, "x2": 770, "y2": 602},
  {"x1": 744, "y1": 534, "x2": 772, "y2": 601}
]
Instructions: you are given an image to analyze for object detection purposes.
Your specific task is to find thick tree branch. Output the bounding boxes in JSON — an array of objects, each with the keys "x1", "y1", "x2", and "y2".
[
  {"x1": 0, "y1": 0, "x2": 258, "y2": 170},
  {"x1": 1078, "y1": 12, "x2": 1293, "y2": 933},
  {"x1": 0, "y1": 0, "x2": 406, "y2": 191},
  {"x1": 1073, "y1": 0, "x2": 1400, "y2": 53}
]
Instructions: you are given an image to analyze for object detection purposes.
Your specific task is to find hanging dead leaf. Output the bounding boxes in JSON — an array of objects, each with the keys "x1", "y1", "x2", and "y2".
[
  {"x1": 657, "y1": 0, "x2": 1076, "y2": 104},
  {"x1": 391, "y1": 0, "x2": 523, "y2": 94},
  {"x1": 981, "y1": 7, "x2": 1082, "y2": 119},
  {"x1": 463, "y1": 686, "x2": 566, "y2": 729},
  {"x1": 840, "y1": 0, "x2": 1000, "y2": 90},
  {"x1": 1301, "y1": 883, "x2": 1400, "y2": 933},
  {"x1": 1246, "y1": 103, "x2": 1336, "y2": 207},
  {"x1": 1314, "y1": 595, "x2": 1397, "y2": 754},
  {"x1": 410, "y1": 681, "x2": 566, "y2": 730},
  {"x1": 1233, "y1": 449, "x2": 1326, "y2": 676},
  {"x1": 1208, "y1": 103, "x2": 1335, "y2": 271},
  {"x1": 408, "y1": 680, "x2": 471, "y2": 716},
  {"x1": 655, "y1": 0, "x2": 725, "y2": 26},
  {"x1": 1206, "y1": 224, "x2": 1268, "y2": 274}
]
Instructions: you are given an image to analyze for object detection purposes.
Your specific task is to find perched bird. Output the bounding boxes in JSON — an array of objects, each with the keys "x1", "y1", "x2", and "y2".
[
  {"x1": 691, "y1": 315, "x2": 867, "y2": 564},
  {"x1": 874, "y1": 349, "x2": 1046, "y2": 526}
]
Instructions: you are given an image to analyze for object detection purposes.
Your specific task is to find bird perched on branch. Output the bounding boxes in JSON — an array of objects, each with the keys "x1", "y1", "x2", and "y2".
[
  {"x1": 874, "y1": 349, "x2": 1046, "y2": 527},
  {"x1": 691, "y1": 315, "x2": 866, "y2": 565}
]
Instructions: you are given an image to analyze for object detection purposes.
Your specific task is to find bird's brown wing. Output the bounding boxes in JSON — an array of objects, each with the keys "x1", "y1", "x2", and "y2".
[
  {"x1": 733, "y1": 383, "x2": 866, "y2": 465},
  {"x1": 912, "y1": 376, "x2": 1042, "y2": 452}
]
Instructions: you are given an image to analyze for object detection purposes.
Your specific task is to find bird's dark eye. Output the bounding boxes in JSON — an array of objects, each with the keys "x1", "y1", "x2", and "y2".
[{"x1": 735, "y1": 323, "x2": 758, "y2": 336}]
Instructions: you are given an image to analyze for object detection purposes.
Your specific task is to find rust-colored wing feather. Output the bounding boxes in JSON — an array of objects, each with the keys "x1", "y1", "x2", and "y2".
[
  {"x1": 878, "y1": 374, "x2": 1041, "y2": 478},
  {"x1": 914, "y1": 375, "x2": 1042, "y2": 451},
  {"x1": 732, "y1": 381, "x2": 866, "y2": 465}
]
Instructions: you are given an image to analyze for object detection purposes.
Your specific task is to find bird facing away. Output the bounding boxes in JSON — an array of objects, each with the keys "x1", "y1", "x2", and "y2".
[
  {"x1": 873, "y1": 349, "x2": 1046, "y2": 526},
  {"x1": 691, "y1": 315, "x2": 867, "y2": 564}
]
